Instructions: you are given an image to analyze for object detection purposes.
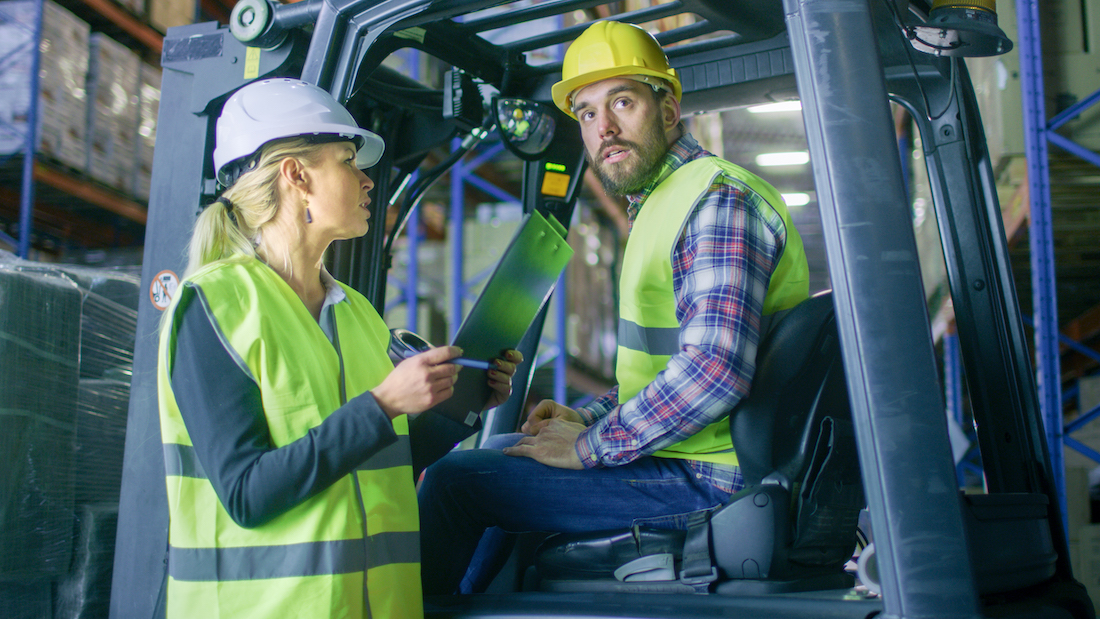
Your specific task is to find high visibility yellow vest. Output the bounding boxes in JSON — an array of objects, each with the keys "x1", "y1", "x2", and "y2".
[
  {"x1": 617, "y1": 157, "x2": 809, "y2": 465},
  {"x1": 157, "y1": 257, "x2": 422, "y2": 619}
]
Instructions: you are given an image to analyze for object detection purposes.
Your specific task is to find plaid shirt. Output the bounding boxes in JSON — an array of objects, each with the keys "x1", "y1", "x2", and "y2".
[{"x1": 575, "y1": 133, "x2": 792, "y2": 495}]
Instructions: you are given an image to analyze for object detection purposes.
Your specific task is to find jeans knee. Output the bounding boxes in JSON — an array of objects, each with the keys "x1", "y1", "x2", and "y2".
[
  {"x1": 420, "y1": 447, "x2": 500, "y2": 500},
  {"x1": 479, "y1": 432, "x2": 524, "y2": 450}
]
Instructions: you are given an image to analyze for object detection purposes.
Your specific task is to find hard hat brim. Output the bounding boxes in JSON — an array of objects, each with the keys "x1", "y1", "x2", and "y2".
[
  {"x1": 552, "y1": 66, "x2": 681, "y2": 119},
  {"x1": 351, "y1": 130, "x2": 385, "y2": 168}
]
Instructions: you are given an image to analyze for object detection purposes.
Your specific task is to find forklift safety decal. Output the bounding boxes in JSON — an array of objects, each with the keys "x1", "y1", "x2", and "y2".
[
  {"x1": 150, "y1": 270, "x2": 180, "y2": 311},
  {"x1": 244, "y1": 47, "x2": 261, "y2": 79}
]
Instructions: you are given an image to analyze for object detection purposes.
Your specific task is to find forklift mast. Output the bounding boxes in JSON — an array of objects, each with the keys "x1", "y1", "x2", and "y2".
[{"x1": 111, "y1": 1, "x2": 1093, "y2": 618}]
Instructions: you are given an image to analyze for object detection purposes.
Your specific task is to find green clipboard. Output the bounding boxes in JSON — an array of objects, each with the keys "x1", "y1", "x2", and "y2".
[{"x1": 434, "y1": 210, "x2": 573, "y2": 425}]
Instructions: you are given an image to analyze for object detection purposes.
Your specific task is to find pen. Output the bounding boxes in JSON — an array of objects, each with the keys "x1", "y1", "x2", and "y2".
[{"x1": 452, "y1": 358, "x2": 493, "y2": 370}]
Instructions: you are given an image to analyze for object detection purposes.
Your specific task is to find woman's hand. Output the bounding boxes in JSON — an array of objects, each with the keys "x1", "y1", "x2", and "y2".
[
  {"x1": 484, "y1": 350, "x2": 523, "y2": 410},
  {"x1": 372, "y1": 346, "x2": 462, "y2": 419}
]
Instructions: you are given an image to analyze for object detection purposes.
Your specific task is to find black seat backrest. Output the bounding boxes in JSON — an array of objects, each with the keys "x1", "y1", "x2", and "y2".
[
  {"x1": 533, "y1": 292, "x2": 862, "y2": 593},
  {"x1": 729, "y1": 292, "x2": 849, "y2": 488},
  {"x1": 716, "y1": 291, "x2": 863, "y2": 578}
]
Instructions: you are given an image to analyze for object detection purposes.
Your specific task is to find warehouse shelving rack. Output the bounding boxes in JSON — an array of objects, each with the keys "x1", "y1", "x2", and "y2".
[
  {"x1": 942, "y1": 0, "x2": 1100, "y2": 531},
  {"x1": 0, "y1": 0, "x2": 161, "y2": 259},
  {"x1": 0, "y1": 0, "x2": 43, "y2": 257},
  {"x1": 1019, "y1": 0, "x2": 1100, "y2": 534}
]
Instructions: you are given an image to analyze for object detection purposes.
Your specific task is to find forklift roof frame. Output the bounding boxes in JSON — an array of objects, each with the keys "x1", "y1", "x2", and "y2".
[{"x1": 111, "y1": 1, "x2": 1086, "y2": 618}]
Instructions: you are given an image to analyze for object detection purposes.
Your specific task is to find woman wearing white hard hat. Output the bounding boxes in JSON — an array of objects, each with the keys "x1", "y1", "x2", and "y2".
[{"x1": 155, "y1": 78, "x2": 519, "y2": 619}]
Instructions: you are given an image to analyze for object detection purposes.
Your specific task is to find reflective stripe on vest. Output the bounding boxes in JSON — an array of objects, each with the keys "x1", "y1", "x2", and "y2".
[
  {"x1": 618, "y1": 318, "x2": 679, "y2": 356},
  {"x1": 617, "y1": 157, "x2": 809, "y2": 465},
  {"x1": 166, "y1": 533, "x2": 419, "y2": 581},
  {"x1": 163, "y1": 438, "x2": 414, "y2": 479},
  {"x1": 157, "y1": 257, "x2": 422, "y2": 619}
]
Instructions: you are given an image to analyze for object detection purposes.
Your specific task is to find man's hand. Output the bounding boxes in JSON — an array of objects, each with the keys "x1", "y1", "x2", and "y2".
[
  {"x1": 502, "y1": 418, "x2": 585, "y2": 470},
  {"x1": 521, "y1": 399, "x2": 584, "y2": 435}
]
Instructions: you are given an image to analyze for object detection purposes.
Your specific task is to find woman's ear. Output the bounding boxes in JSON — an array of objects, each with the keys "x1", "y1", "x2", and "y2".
[{"x1": 279, "y1": 156, "x2": 309, "y2": 193}]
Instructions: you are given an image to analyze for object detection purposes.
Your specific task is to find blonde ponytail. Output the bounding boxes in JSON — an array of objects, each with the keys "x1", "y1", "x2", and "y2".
[{"x1": 183, "y1": 137, "x2": 323, "y2": 278}]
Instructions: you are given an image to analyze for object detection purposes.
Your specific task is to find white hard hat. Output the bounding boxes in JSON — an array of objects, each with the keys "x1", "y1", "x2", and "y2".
[{"x1": 213, "y1": 78, "x2": 385, "y2": 186}]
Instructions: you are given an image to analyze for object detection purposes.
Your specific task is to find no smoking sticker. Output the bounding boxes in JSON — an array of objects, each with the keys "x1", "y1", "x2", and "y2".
[{"x1": 150, "y1": 270, "x2": 179, "y2": 311}]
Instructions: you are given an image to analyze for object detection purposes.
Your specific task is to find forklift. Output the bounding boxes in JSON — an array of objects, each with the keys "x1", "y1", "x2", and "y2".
[{"x1": 111, "y1": 0, "x2": 1096, "y2": 617}]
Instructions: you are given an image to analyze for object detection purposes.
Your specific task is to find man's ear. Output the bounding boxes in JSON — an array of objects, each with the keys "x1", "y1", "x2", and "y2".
[{"x1": 661, "y1": 93, "x2": 681, "y2": 134}]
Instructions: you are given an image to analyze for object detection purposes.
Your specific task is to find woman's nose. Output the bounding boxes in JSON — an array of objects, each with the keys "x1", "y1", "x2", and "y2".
[{"x1": 359, "y1": 169, "x2": 374, "y2": 191}]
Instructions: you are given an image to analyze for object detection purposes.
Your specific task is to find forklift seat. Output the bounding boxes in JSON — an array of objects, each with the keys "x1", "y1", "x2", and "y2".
[{"x1": 533, "y1": 291, "x2": 865, "y2": 595}]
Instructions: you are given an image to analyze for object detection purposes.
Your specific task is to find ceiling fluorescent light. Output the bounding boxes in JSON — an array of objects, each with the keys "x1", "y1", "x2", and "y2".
[
  {"x1": 756, "y1": 151, "x2": 810, "y2": 166},
  {"x1": 748, "y1": 101, "x2": 802, "y2": 113},
  {"x1": 782, "y1": 192, "x2": 811, "y2": 207}
]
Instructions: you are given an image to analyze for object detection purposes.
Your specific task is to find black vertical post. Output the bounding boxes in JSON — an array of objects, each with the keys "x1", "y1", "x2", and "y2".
[{"x1": 783, "y1": 1, "x2": 981, "y2": 617}]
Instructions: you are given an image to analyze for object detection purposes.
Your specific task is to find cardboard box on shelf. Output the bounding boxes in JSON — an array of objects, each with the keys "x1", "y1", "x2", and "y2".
[
  {"x1": 133, "y1": 62, "x2": 161, "y2": 200},
  {"x1": 116, "y1": 0, "x2": 144, "y2": 19},
  {"x1": 0, "y1": 0, "x2": 89, "y2": 171},
  {"x1": 86, "y1": 33, "x2": 141, "y2": 191},
  {"x1": 148, "y1": 0, "x2": 194, "y2": 33}
]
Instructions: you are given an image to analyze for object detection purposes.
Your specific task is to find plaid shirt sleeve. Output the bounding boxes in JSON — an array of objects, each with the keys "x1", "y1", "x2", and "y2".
[
  {"x1": 575, "y1": 174, "x2": 783, "y2": 469},
  {"x1": 575, "y1": 385, "x2": 619, "y2": 425}
]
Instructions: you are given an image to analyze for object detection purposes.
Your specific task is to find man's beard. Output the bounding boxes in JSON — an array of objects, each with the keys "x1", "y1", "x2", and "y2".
[{"x1": 587, "y1": 115, "x2": 668, "y2": 197}]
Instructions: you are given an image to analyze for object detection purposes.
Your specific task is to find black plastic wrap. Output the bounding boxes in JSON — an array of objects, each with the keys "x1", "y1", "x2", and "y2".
[
  {"x1": 0, "y1": 252, "x2": 139, "y2": 617},
  {"x1": 74, "y1": 380, "x2": 130, "y2": 507},
  {"x1": 0, "y1": 261, "x2": 81, "y2": 580},
  {"x1": 55, "y1": 503, "x2": 119, "y2": 619}
]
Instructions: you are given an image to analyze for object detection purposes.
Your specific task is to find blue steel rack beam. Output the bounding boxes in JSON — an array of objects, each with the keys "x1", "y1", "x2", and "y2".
[
  {"x1": 1016, "y1": 0, "x2": 1100, "y2": 530},
  {"x1": 0, "y1": 0, "x2": 44, "y2": 258}
]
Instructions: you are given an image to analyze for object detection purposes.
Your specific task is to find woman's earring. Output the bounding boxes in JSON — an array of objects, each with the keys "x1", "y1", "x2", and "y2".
[{"x1": 306, "y1": 208, "x2": 313, "y2": 224}]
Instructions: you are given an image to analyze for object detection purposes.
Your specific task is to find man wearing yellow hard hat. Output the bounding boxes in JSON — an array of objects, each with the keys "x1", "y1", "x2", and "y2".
[{"x1": 418, "y1": 21, "x2": 809, "y2": 594}]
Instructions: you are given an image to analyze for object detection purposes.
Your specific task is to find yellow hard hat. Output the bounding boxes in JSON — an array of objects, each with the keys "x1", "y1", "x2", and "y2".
[{"x1": 552, "y1": 21, "x2": 681, "y2": 118}]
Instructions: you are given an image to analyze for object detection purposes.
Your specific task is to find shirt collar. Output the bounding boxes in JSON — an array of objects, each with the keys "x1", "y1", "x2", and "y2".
[
  {"x1": 319, "y1": 266, "x2": 347, "y2": 310},
  {"x1": 625, "y1": 132, "x2": 708, "y2": 222}
]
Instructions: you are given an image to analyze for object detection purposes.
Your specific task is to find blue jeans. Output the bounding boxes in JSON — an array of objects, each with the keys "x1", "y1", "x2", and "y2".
[{"x1": 417, "y1": 433, "x2": 733, "y2": 595}]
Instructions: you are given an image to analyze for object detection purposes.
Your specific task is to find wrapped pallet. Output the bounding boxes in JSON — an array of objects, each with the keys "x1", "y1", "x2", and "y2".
[
  {"x1": 0, "y1": 254, "x2": 139, "y2": 618},
  {"x1": 0, "y1": 0, "x2": 89, "y2": 171},
  {"x1": 86, "y1": 33, "x2": 141, "y2": 191},
  {"x1": 54, "y1": 503, "x2": 120, "y2": 619},
  {"x1": 65, "y1": 265, "x2": 139, "y2": 507},
  {"x1": 0, "y1": 255, "x2": 82, "y2": 583}
]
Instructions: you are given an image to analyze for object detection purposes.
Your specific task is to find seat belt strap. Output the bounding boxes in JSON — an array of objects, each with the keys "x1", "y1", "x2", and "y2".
[{"x1": 679, "y1": 509, "x2": 717, "y2": 593}]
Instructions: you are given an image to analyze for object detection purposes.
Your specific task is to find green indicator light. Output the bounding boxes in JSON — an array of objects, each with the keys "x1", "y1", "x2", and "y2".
[{"x1": 545, "y1": 162, "x2": 566, "y2": 172}]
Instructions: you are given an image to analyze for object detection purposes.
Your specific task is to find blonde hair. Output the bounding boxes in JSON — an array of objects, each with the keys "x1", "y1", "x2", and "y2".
[{"x1": 184, "y1": 137, "x2": 325, "y2": 278}]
